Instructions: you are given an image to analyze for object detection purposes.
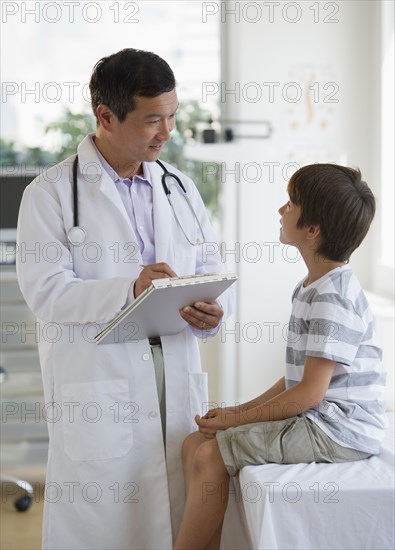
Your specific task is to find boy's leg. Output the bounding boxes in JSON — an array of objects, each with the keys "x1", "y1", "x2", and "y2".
[
  {"x1": 205, "y1": 524, "x2": 223, "y2": 550},
  {"x1": 180, "y1": 433, "x2": 225, "y2": 550},
  {"x1": 181, "y1": 431, "x2": 208, "y2": 494},
  {"x1": 174, "y1": 438, "x2": 229, "y2": 550}
]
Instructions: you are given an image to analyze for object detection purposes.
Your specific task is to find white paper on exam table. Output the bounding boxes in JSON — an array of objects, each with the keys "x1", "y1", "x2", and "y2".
[{"x1": 95, "y1": 272, "x2": 237, "y2": 345}]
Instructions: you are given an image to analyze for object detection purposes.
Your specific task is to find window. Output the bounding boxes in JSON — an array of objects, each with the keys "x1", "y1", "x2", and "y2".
[
  {"x1": 0, "y1": 1, "x2": 221, "y2": 218},
  {"x1": 376, "y1": 0, "x2": 394, "y2": 297}
]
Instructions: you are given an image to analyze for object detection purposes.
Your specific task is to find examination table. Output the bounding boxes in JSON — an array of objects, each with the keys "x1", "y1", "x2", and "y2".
[{"x1": 221, "y1": 412, "x2": 394, "y2": 549}]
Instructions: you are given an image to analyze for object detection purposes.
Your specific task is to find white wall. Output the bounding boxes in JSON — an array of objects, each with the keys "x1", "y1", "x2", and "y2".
[{"x1": 198, "y1": 0, "x2": 383, "y2": 405}]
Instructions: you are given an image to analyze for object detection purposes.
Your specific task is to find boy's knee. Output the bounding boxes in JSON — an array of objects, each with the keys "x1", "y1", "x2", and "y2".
[
  {"x1": 192, "y1": 439, "x2": 222, "y2": 475},
  {"x1": 181, "y1": 431, "x2": 203, "y2": 465}
]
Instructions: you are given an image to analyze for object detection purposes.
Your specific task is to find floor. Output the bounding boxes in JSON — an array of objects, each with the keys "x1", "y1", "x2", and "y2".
[{"x1": 0, "y1": 485, "x2": 43, "y2": 550}]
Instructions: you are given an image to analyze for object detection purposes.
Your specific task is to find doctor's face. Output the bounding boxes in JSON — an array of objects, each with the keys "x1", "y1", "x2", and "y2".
[{"x1": 109, "y1": 89, "x2": 178, "y2": 164}]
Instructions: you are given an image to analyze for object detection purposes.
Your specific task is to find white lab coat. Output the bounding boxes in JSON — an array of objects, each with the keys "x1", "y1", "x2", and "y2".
[{"x1": 16, "y1": 135, "x2": 234, "y2": 550}]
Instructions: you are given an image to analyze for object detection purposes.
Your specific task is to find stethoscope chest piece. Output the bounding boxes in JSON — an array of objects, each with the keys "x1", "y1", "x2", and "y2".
[
  {"x1": 68, "y1": 155, "x2": 87, "y2": 246},
  {"x1": 67, "y1": 226, "x2": 87, "y2": 246}
]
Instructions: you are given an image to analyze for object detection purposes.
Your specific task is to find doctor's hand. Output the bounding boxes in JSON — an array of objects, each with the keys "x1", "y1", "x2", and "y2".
[
  {"x1": 134, "y1": 263, "x2": 177, "y2": 298},
  {"x1": 180, "y1": 300, "x2": 223, "y2": 331}
]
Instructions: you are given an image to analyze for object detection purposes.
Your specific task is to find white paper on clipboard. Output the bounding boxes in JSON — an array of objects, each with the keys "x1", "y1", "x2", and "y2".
[{"x1": 95, "y1": 272, "x2": 237, "y2": 345}]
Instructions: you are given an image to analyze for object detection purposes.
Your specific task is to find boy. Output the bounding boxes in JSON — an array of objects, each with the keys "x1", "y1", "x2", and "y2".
[{"x1": 174, "y1": 164, "x2": 387, "y2": 550}]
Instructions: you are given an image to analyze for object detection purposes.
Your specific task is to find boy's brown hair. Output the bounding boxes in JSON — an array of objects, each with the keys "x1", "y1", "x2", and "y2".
[{"x1": 287, "y1": 164, "x2": 376, "y2": 262}]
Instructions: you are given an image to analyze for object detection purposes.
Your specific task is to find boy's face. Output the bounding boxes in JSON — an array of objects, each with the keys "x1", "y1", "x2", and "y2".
[{"x1": 278, "y1": 199, "x2": 304, "y2": 246}]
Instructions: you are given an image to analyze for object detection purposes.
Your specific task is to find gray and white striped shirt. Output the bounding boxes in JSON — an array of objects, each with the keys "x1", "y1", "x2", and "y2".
[{"x1": 285, "y1": 265, "x2": 387, "y2": 455}]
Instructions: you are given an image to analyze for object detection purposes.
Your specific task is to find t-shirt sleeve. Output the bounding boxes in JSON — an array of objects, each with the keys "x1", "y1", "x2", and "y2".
[{"x1": 305, "y1": 293, "x2": 366, "y2": 366}]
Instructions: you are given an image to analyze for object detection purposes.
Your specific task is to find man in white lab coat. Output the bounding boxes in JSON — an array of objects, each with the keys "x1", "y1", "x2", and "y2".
[{"x1": 16, "y1": 48, "x2": 234, "y2": 549}]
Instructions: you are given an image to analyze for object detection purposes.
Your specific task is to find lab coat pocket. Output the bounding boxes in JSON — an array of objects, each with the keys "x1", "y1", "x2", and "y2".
[
  {"x1": 188, "y1": 372, "x2": 209, "y2": 419},
  {"x1": 61, "y1": 379, "x2": 134, "y2": 461}
]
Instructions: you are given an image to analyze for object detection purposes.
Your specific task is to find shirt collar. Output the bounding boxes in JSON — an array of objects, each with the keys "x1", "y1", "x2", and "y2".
[{"x1": 90, "y1": 135, "x2": 152, "y2": 186}]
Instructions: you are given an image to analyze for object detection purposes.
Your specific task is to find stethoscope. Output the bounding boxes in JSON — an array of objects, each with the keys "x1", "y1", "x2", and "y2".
[{"x1": 67, "y1": 156, "x2": 206, "y2": 246}]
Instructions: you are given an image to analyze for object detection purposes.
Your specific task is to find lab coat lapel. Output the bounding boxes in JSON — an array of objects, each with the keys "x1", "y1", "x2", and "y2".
[
  {"x1": 77, "y1": 134, "x2": 134, "y2": 232},
  {"x1": 98, "y1": 174, "x2": 133, "y2": 230},
  {"x1": 150, "y1": 161, "x2": 174, "y2": 265}
]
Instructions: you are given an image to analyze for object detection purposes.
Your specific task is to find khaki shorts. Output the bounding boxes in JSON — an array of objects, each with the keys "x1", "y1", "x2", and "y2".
[{"x1": 216, "y1": 414, "x2": 371, "y2": 477}]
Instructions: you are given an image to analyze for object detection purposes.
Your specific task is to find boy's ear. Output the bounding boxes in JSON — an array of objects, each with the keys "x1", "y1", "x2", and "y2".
[
  {"x1": 306, "y1": 224, "x2": 321, "y2": 240},
  {"x1": 96, "y1": 104, "x2": 115, "y2": 132}
]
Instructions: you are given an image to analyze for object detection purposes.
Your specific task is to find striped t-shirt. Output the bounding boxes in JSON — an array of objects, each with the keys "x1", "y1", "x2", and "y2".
[{"x1": 285, "y1": 265, "x2": 387, "y2": 455}]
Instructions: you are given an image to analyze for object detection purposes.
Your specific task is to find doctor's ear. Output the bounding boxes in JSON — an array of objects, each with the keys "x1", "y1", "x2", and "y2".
[{"x1": 96, "y1": 104, "x2": 115, "y2": 131}]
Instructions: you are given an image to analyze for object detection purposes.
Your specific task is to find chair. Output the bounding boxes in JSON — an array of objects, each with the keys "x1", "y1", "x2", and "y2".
[{"x1": 0, "y1": 366, "x2": 34, "y2": 511}]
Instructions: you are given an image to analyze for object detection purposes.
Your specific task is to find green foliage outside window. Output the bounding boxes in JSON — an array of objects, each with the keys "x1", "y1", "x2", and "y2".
[
  {"x1": 0, "y1": 102, "x2": 219, "y2": 217},
  {"x1": 44, "y1": 110, "x2": 97, "y2": 162}
]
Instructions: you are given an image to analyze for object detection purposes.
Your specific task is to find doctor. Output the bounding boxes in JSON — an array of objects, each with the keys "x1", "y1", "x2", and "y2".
[{"x1": 16, "y1": 48, "x2": 234, "y2": 550}]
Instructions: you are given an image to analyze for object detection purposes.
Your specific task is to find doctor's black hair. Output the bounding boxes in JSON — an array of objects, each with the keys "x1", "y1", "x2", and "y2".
[
  {"x1": 89, "y1": 48, "x2": 176, "y2": 123},
  {"x1": 287, "y1": 164, "x2": 376, "y2": 262}
]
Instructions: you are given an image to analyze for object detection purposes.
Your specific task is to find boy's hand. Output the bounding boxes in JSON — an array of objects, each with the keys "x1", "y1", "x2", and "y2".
[
  {"x1": 201, "y1": 406, "x2": 240, "y2": 420},
  {"x1": 195, "y1": 408, "x2": 239, "y2": 437}
]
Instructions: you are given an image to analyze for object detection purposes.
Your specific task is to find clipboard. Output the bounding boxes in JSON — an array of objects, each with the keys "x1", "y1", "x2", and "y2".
[{"x1": 95, "y1": 272, "x2": 237, "y2": 345}]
